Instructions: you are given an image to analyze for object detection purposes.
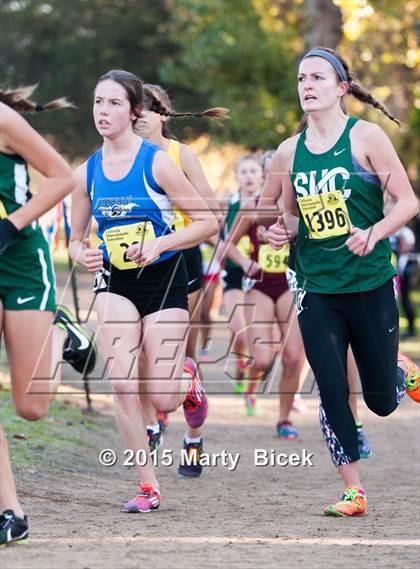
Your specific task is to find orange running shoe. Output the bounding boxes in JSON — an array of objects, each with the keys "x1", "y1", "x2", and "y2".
[
  {"x1": 324, "y1": 486, "x2": 367, "y2": 517},
  {"x1": 398, "y1": 351, "x2": 420, "y2": 403}
]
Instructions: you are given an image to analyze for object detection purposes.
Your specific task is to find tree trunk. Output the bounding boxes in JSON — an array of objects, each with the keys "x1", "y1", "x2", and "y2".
[{"x1": 305, "y1": 0, "x2": 343, "y2": 50}]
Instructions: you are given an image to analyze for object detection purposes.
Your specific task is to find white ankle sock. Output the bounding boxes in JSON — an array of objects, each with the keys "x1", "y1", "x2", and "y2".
[{"x1": 185, "y1": 435, "x2": 202, "y2": 444}]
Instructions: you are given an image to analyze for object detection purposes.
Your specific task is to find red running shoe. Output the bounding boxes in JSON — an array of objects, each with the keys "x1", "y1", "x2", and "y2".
[
  {"x1": 123, "y1": 484, "x2": 160, "y2": 513},
  {"x1": 183, "y1": 357, "x2": 208, "y2": 428}
]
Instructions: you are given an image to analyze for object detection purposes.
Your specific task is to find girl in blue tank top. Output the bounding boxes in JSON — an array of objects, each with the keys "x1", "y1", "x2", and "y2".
[
  {"x1": 87, "y1": 137, "x2": 175, "y2": 268},
  {"x1": 69, "y1": 70, "x2": 217, "y2": 514}
]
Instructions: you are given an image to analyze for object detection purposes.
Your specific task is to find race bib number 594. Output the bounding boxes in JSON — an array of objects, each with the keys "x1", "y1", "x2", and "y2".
[
  {"x1": 258, "y1": 243, "x2": 289, "y2": 273},
  {"x1": 103, "y1": 221, "x2": 158, "y2": 270},
  {"x1": 297, "y1": 190, "x2": 351, "y2": 240}
]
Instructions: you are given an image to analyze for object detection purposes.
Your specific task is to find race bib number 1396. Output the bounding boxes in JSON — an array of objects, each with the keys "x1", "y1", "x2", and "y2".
[{"x1": 297, "y1": 190, "x2": 351, "y2": 240}]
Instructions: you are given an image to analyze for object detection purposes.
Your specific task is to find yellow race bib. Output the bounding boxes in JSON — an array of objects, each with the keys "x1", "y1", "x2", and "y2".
[
  {"x1": 0, "y1": 200, "x2": 7, "y2": 219},
  {"x1": 297, "y1": 190, "x2": 351, "y2": 240},
  {"x1": 103, "y1": 221, "x2": 158, "y2": 270},
  {"x1": 258, "y1": 243, "x2": 289, "y2": 273},
  {"x1": 391, "y1": 252, "x2": 398, "y2": 270},
  {"x1": 201, "y1": 244, "x2": 214, "y2": 265},
  {"x1": 237, "y1": 235, "x2": 251, "y2": 258}
]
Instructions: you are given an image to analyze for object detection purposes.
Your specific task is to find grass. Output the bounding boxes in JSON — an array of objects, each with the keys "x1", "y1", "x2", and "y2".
[{"x1": 0, "y1": 389, "x2": 101, "y2": 472}]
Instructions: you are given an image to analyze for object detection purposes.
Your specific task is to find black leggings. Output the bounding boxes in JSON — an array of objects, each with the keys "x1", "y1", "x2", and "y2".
[{"x1": 298, "y1": 279, "x2": 405, "y2": 465}]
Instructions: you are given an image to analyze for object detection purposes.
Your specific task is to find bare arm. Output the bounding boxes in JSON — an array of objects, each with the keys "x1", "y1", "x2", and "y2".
[
  {"x1": 346, "y1": 122, "x2": 418, "y2": 256},
  {"x1": 364, "y1": 123, "x2": 418, "y2": 235},
  {"x1": 256, "y1": 150, "x2": 284, "y2": 225},
  {"x1": 155, "y1": 151, "x2": 218, "y2": 247},
  {"x1": 127, "y1": 151, "x2": 218, "y2": 265},
  {"x1": 266, "y1": 138, "x2": 300, "y2": 250},
  {"x1": 180, "y1": 144, "x2": 222, "y2": 222},
  {"x1": 0, "y1": 103, "x2": 75, "y2": 230},
  {"x1": 68, "y1": 164, "x2": 103, "y2": 272}
]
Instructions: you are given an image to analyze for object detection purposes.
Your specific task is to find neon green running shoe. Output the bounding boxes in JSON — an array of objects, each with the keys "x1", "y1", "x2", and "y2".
[
  {"x1": 244, "y1": 393, "x2": 258, "y2": 416},
  {"x1": 233, "y1": 359, "x2": 248, "y2": 394},
  {"x1": 398, "y1": 351, "x2": 420, "y2": 403}
]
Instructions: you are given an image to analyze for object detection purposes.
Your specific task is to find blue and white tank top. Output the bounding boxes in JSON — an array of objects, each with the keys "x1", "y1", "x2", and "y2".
[{"x1": 87, "y1": 140, "x2": 175, "y2": 269}]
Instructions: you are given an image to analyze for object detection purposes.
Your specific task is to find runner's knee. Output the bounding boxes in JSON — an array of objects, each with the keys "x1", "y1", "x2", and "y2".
[
  {"x1": 282, "y1": 350, "x2": 303, "y2": 377},
  {"x1": 150, "y1": 394, "x2": 178, "y2": 414},
  {"x1": 15, "y1": 399, "x2": 49, "y2": 421},
  {"x1": 252, "y1": 352, "x2": 274, "y2": 373},
  {"x1": 364, "y1": 396, "x2": 397, "y2": 417}
]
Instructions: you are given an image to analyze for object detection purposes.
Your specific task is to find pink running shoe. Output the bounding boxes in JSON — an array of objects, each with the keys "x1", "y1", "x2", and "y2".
[
  {"x1": 156, "y1": 410, "x2": 169, "y2": 432},
  {"x1": 123, "y1": 484, "x2": 160, "y2": 513},
  {"x1": 183, "y1": 357, "x2": 208, "y2": 428}
]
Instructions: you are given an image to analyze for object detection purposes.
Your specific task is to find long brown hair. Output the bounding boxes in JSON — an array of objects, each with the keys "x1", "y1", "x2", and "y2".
[
  {"x1": 140, "y1": 83, "x2": 230, "y2": 139},
  {"x1": 0, "y1": 84, "x2": 74, "y2": 113},
  {"x1": 294, "y1": 47, "x2": 399, "y2": 134}
]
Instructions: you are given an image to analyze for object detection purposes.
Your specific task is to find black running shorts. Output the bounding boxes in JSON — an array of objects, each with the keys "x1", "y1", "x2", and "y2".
[
  {"x1": 183, "y1": 246, "x2": 203, "y2": 295},
  {"x1": 93, "y1": 253, "x2": 189, "y2": 318}
]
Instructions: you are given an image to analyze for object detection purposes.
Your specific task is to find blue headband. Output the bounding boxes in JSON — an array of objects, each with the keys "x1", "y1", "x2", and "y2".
[{"x1": 302, "y1": 49, "x2": 348, "y2": 82}]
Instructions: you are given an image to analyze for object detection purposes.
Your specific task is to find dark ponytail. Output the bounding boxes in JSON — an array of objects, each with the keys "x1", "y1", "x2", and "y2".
[
  {"x1": 347, "y1": 81, "x2": 400, "y2": 126},
  {"x1": 140, "y1": 83, "x2": 229, "y2": 139},
  {"x1": 0, "y1": 84, "x2": 74, "y2": 113},
  {"x1": 149, "y1": 95, "x2": 230, "y2": 122}
]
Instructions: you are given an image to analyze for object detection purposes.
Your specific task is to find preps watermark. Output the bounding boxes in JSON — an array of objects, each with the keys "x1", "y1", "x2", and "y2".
[{"x1": 254, "y1": 448, "x2": 314, "y2": 467}]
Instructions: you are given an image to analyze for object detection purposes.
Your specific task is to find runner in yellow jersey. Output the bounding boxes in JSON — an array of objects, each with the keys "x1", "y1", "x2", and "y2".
[{"x1": 135, "y1": 83, "x2": 227, "y2": 476}]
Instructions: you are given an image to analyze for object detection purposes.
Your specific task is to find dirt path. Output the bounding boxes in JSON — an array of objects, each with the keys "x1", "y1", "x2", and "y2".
[
  {"x1": 2, "y1": 391, "x2": 419, "y2": 569},
  {"x1": 1, "y1": 270, "x2": 419, "y2": 568}
]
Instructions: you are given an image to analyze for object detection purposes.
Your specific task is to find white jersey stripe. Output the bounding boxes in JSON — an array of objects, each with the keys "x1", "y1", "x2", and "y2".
[
  {"x1": 142, "y1": 171, "x2": 173, "y2": 230},
  {"x1": 37, "y1": 248, "x2": 52, "y2": 310},
  {"x1": 14, "y1": 163, "x2": 28, "y2": 206}
]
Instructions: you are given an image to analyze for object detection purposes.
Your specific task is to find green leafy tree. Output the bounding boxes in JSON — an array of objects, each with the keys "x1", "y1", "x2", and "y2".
[
  {"x1": 0, "y1": 0, "x2": 181, "y2": 157},
  {"x1": 162, "y1": 0, "x2": 302, "y2": 150}
]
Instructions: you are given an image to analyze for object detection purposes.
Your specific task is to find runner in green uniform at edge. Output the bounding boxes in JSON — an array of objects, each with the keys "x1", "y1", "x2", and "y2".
[
  {"x1": 265, "y1": 47, "x2": 419, "y2": 517},
  {"x1": 0, "y1": 85, "x2": 95, "y2": 547},
  {"x1": 221, "y1": 156, "x2": 262, "y2": 393}
]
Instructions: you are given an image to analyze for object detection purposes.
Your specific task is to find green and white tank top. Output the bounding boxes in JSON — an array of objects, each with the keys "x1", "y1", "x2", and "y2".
[
  {"x1": 0, "y1": 151, "x2": 40, "y2": 239},
  {"x1": 291, "y1": 117, "x2": 395, "y2": 293}
]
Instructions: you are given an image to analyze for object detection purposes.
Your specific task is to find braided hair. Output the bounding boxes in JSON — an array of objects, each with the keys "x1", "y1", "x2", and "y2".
[
  {"x1": 140, "y1": 83, "x2": 229, "y2": 139},
  {"x1": 294, "y1": 47, "x2": 400, "y2": 134},
  {"x1": 0, "y1": 84, "x2": 74, "y2": 113}
]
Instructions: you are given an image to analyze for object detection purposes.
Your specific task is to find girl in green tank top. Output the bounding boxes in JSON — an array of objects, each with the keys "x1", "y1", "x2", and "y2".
[
  {"x1": 222, "y1": 155, "x2": 263, "y2": 393},
  {"x1": 292, "y1": 115, "x2": 395, "y2": 293},
  {"x1": 0, "y1": 86, "x2": 96, "y2": 547},
  {"x1": 265, "y1": 47, "x2": 419, "y2": 519}
]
